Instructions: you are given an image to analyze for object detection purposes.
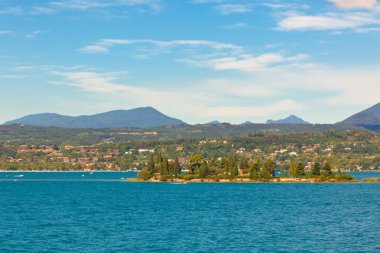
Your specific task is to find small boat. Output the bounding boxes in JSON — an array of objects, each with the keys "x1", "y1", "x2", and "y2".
[{"x1": 14, "y1": 175, "x2": 24, "y2": 178}]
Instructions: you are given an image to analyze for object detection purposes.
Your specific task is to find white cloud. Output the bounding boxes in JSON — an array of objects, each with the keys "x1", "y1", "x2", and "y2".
[
  {"x1": 80, "y1": 38, "x2": 309, "y2": 73},
  {"x1": 30, "y1": 7, "x2": 57, "y2": 15},
  {"x1": 0, "y1": 30, "x2": 13, "y2": 35},
  {"x1": 79, "y1": 39, "x2": 243, "y2": 54},
  {"x1": 328, "y1": 0, "x2": 377, "y2": 9},
  {"x1": 181, "y1": 53, "x2": 308, "y2": 72},
  {"x1": 25, "y1": 30, "x2": 48, "y2": 39},
  {"x1": 278, "y1": 13, "x2": 380, "y2": 31},
  {"x1": 222, "y1": 22, "x2": 248, "y2": 30},
  {"x1": 50, "y1": 0, "x2": 110, "y2": 10},
  {"x1": 78, "y1": 45, "x2": 110, "y2": 54},
  {"x1": 214, "y1": 4, "x2": 251, "y2": 15},
  {"x1": 0, "y1": 0, "x2": 162, "y2": 16}
]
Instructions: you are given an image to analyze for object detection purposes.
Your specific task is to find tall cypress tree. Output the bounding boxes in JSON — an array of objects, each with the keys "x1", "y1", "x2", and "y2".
[
  {"x1": 323, "y1": 162, "x2": 333, "y2": 177},
  {"x1": 163, "y1": 158, "x2": 169, "y2": 176},
  {"x1": 147, "y1": 154, "x2": 155, "y2": 174},
  {"x1": 240, "y1": 157, "x2": 249, "y2": 175},
  {"x1": 312, "y1": 162, "x2": 321, "y2": 176},
  {"x1": 173, "y1": 157, "x2": 181, "y2": 177},
  {"x1": 296, "y1": 162, "x2": 305, "y2": 177}
]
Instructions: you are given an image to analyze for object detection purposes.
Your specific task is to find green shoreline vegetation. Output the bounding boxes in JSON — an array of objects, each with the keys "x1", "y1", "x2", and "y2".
[
  {"x1": 136, "y1": 154, "x2": 356, "y2": 183},
  {"x1": 0, "y1": 130, "x2": 378, "y2": 181}
]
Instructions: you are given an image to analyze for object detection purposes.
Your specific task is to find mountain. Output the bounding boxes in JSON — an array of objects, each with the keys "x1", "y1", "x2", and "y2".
[
  {"x1": 206, "y1": 120, "x2": 221, "y2": 125},
  {"x1": 339, "y1": 103, "x2": 380, "y2": 125},
  {"x1": 266, "y1": 115, "x2": 310, "y2": 125},
  {"x1": 5, "y1": 107, "x2": 185, "y2": 128},
  {"x1": 241, "y1": 121, "x2": 254, "y2": 125}
]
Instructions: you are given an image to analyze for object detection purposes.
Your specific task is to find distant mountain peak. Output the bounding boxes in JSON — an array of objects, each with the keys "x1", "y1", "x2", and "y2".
[
  {"x1": 241, "y1": 121, "x2": 253, "y2": 125},
  {"x1": 5, "y1": 107, "x2": 185, "y2": 129},
  {"x1": 339, "y1": 103, "x2": 380, "y2": 125},
  {"x1": 206, "y1": 120, "x2": 221, "y2": 125},
  {"x1": 266, "y1": 115, "x2": 310, "y2": 125}
]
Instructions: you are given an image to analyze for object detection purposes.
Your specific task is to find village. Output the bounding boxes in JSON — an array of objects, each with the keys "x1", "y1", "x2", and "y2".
[{"x1": 1, "y1": 130, "x2": 379, "y2": 172}]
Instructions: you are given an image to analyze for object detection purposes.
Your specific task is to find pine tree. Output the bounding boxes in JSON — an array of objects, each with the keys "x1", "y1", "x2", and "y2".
[
  {"x1": 296, "y1": 162, "x2": 305, "y2": 177},
  {"x1": 147, "y1": 154, "x2": 155, "y2": 174},
  {"x1": 232, "y1": 164, "x2": 239, "y2": 177},
  {"x1": 199, "y1": 160, "x2": 210, "y2": 178},
  {"x1": 249, "y1": 158, "x2": 261, "y2": 180},
  {"x1": 261, "y1": 159, "x2": 275, "y2": 180},
  {"x1": 312, "y1": 162, "x2": 321, "y2": 176},
  {"x1": 240, "y1": 157, "x2": 249, "y2": 175},
  {"x1": 173, "y1": 157, "x2": 181, "y2": 177},
  {"x1": 163, "y1": 158, "x2": 169, "y2": 176},
  {"x1": 323, "y1": 162, "x2": 333, "y2": 177}
]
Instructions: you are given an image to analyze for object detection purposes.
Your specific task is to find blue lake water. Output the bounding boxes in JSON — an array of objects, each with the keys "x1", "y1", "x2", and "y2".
[{"x1": 0, "y1": 172, "x2": 379, "y2": 252}]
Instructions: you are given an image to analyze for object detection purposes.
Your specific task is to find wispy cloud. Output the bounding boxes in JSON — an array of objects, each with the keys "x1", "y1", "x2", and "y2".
[
  {"x1": 214, "y1": 4, "x2": 251, "y2": 15},
  {"x1": 278, "y1": 12, "x2": 380, "y2": 31},
  {"x1": 222, "y1": 22, "x2": 248, "y2": 30},
  {"x1": 0, "y1": 30, "x2": 14, "y2": 35},
  {"x1": 79, "y1": 38, "x2": 309, "y2": 72},
  {"x1": 180, "y1": 53, "x2": 309, "y2": 72},
  {"x1": 328, "y1": 0, "x2": 378, "y2": 9},
  {"x1": 0, "y1": 0, "x2": 162, "y2": 16},
  {"x1": 79, "y1": 38, "x2": 243, "y2": 55},
  {"x1": 25, "y1": 30, "x2": 48, "y2": 39}
]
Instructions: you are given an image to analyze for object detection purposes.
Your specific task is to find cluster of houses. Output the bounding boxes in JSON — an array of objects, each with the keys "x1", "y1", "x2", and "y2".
[{"x1": 4, "y1": 138, "x2": 374, "y2": 171}]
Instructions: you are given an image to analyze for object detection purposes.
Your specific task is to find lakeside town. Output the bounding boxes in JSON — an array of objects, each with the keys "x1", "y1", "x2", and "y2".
[{"x1": 1, "y1": 130, "x2": 378, "y2": 175}]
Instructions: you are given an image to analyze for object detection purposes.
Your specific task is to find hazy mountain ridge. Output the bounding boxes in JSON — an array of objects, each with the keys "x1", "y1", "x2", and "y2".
[
  {"x1": 339, "y1": 103, "x2": 380, "y2": 125},
  {"x1": 266, "y1": 115, "x2": 310, "y2": 125},
  {"x1": 5, "y1": 107, "x2": 185, "y2": 128}
]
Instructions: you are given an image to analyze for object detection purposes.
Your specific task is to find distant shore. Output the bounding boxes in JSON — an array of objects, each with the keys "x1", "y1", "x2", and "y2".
[
  {"x1": 125, "y1": 177, "x2": 380, "y2": 184},
  {"x1": 0, "y1": 170, "x2": 136, "y2": 173}
]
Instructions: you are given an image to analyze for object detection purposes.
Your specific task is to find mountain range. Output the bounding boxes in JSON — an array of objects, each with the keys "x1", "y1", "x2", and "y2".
[
  {"x1": 5, "y1": 107, "x2": 184, "y2": 128},
  {"x1": 266, "y1": 115, "x2": 310, "y2": 125},
  {"x1": 4, "y1": 103, "x2": 380, "y2": 129}
]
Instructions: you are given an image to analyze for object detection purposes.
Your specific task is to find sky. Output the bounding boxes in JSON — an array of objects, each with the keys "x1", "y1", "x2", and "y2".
[{"x1": 0, "y1": 0, "x2": 379, "y2": 124}]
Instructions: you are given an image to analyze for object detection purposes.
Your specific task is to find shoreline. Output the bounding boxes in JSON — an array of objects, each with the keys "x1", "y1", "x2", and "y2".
[
  {"x1": 0, "y1": 170, "x2": 137, "y2": 173},
  {"x1": 125, "y1": 177, "x2": 375, "y2": 184}
]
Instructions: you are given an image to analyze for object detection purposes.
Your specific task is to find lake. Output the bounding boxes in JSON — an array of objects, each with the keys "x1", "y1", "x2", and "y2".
[{"x1": 0, "y1": 172, "x2": 379, "y2": 252}]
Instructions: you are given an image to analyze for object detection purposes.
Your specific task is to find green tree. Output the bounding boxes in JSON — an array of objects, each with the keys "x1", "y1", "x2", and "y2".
[
  {"x1": 289, "y1": 162, "x2": 298, "y2": 178},
  {"x1": 289, "y1": 162, "x2": 304, "y2": 178},
  {"x1": 138, "y1": 169, "x2": 152, "y2": 181},
  {"x1": 323, "y1": 162, "x2": 333, "y2": 177},
  {"x1": 189, "y1": 154, "x2": 202, "y2": 174},
  {"x1": 163, "y1": 158, "x2": 169, "y2": 176},
  {"x1": 296, "y1": 162, "x2": 305, "y2": 177},
  {"x1": 249, "y1": 158, "x2": 261, "y2": 180},
  {"x1": 147, "y1": 154, "x2": 155, "y2": 174},
  {"x1": 173, "y1": 157, "x2": 181, "y2": 177},
  {"x1": 199, "y1": 160, "x2": 210, "y2": 178},
  {"x1": 312, "y1": 161, "x2": 321, "y2": 176},
  {"x1": 261, "y1": 159, "x2": 275, "y2": 180},
  {"x1": 240, "y1": 157, "x2": 249, "y2": 175},
  {"x1": 232, "y1": 164, "x2": 239, "y2": 177}
]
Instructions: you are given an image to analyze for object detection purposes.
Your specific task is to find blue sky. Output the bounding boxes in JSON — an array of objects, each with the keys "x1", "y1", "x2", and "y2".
[{"x1": 0, "y1": 0, "x2": 379, "y2": 124}]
